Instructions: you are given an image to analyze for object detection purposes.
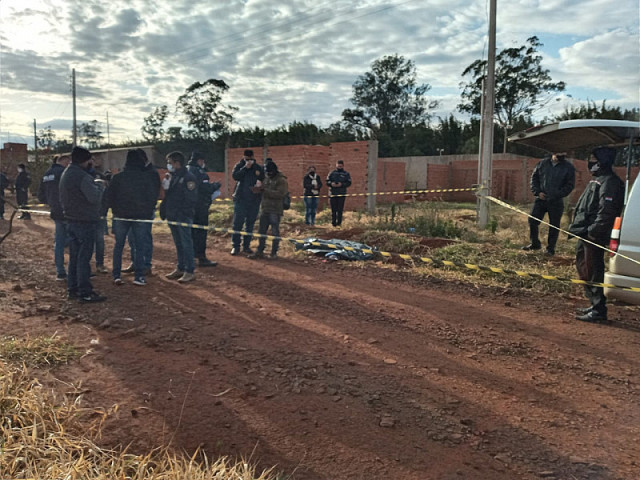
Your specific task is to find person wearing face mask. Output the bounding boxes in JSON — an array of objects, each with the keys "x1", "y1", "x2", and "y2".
[
  {"x1": 248, "y1": 160, "x2": 288, "y2": 260},
  {"x1": 522, "y1": 152, "x2": 575, "y2": 256},
  {"x1": 16, "y1": 163, "x2": 32, "y2": 220},
  {"x1": 58, "y1": 147, "x2": 107, "y2": 303},
  {"x1": 327, "y1": 160, "x2": 351, "y2": 227},
  {"x1": 303, "y1": 165, "x2": 322, "y2": 226},
  {"x1": 187, "y1": 151, "x2": 221, "y2": 267},
  {"x1": 230, "y1": 149, "x2": 265, "y2": 255},
  {"x1": 569, "y1": 146, "x2": 625, "y2": 323},
  {"x1": 159, "y1": 151, "x2": 198, "y2": 283},
  {"x1": 0, "y1": 169, "x2": 10, "y2": 220}
]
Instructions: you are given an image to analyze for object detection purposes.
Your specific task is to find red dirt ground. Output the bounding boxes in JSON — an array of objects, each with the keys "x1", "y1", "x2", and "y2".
[{"x1": 1, "y1": 216, "x2": 639, "y2": 480}]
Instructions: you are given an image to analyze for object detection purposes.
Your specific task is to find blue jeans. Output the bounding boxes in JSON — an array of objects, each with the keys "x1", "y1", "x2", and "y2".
[
  {"x1": 169, "y1": 222, "x2": 195, "y2": 273},
  {"x1": 128, "y1": 217, "x2": 154, "y2": 269},
  {"x1": 113, "y1": 219, "x2": 146, "y2": 279},
  {"x1": 54, "y1": 220, "x2": 68, "y2": 276},
  {"x1": 304, "y1": 196, "x2": 319, "y2": 225},
  {"x1": 94, "y1": 218, "x2": 106, "y2": 266},
  {"x1": 67, "y1": 222, "x2": 97, "y2": 296},
  {"x1": 232, "y1": 200, "x2": 260, "y2": 249},
  {"x1": 257, "y1": 212, "x2": 281, "y2": 254}
]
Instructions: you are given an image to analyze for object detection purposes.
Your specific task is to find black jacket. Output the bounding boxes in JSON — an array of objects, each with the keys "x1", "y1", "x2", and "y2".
[
  {"x1": 38, "y1": 163, "x2": 65, "y2": 220},
  {"x1": 160, "y1": 167, "x2": 198, "y2": 222},
  {"x1": 530, "y1": 157, "x2": 575, "y2": 202},
  {"x1": 569, "y1": 170, "x2": 625, "y2": 244},
  {"x1": 59, "y1": 163, "x2": 104, "y2": 223},
  {"x1": 187, "y1": 164, "x2": 221, "y2": 209},
  {"x1": 327, "y1": 169, "x2": 352, "y2": 196},
  {"x1": 105, "y1": 157, "x2": 158, "y2": 220},
  {"x1": 232, "y1": 160, "x2": 264, "y2": 204},
  {"x1": 0, "y1": 172, "x2": 9, "y2": 194},
  {"x1": 15, "y1": 170, "x2": 31, "y2": 204},
  {"x1": 303, "y1": 173, "x2": 322, "y2": 197}
]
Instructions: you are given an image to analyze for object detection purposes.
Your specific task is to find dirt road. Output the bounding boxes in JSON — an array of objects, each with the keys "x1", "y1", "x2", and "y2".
[{"x1": 1, "y1": 216, "x2": 639, "y2": 479}]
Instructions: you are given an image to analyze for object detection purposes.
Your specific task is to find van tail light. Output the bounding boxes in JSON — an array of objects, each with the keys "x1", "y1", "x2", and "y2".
[{"x1": 609, "y1": 216, "x2": 622, "y2": 255}]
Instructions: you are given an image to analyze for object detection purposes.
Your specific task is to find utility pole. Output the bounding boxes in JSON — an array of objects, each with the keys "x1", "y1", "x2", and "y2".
[
  {"x1": 72, "y1": 68, "x2": 77, "y2": 147},
  {"x1": 106, "y1": 111, "x2": 110, "y2": 168},
  {"x1": 33, "y1": 119, "x2": 38, "y2": 162},
  {"x1": 478, "y1": 0, "x2": 497, "y2": 228}
]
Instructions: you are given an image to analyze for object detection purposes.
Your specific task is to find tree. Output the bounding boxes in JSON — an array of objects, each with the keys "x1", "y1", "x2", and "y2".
[
  {"x1": 176, "y1": 79, "x2": 237, "y2": 139},
  {"x1": 37, "y1": 126, "x2": 56, "y2": 150},
  {"x1": 141, "y1": 105, "x2": 169, "y2": 142},
  {"x1": 459, "y1": 36, "x2": 566, "y2": 152},
  {"x1": 553, "y1": 100, "x2": 640, "y2": 121},
  {"x1": 78, "y1": 120, "x2": 104, "y2": 149},
  {"x1": 342, "y1": 54, "x2": 438, "y2": 139}
]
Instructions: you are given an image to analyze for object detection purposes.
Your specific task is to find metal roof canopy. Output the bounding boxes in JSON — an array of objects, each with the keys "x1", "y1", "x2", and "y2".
[{"x1": 508, "y1": 119, "x2": 640, "y2": 152}]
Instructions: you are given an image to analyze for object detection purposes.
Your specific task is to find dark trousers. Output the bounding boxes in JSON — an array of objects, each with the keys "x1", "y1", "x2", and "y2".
[
  {"x1": 528, "y1": 198, "x2": 564, "y2": 252},
  {"x1": 232, "y1": 200, "x2": 260, "y2": 249},
  {"x1": 113, "y1": 219, "x2": 146, "y2": 280},
  {"x1": 304, "y1": 196, "x2": 319, "y2": 225},
  {"x1": 169, "y1": 222, "x2": 195, "y2": 273},
  {"x1": 94, "y1": 218, "x2": 106, "y2": 266},
  {"x1": 17, "y1": 190, "x2": 30, "y2": 219},
  {"x1": 257, "y1": 212, "x2": 281, "y2": 254},
  {"x1": 128, "y1": 217, "x2": 154, "y2": 269},
  {"x1": 0, "y1": 193, "x2": 4, "y2": 217},
  {"x1": 192, "y1": 206, "x2": 211, "y2": 259},
  {"x1": 67, "y1": 222, "x2": 97, "y2": 296},
  {"x1": 576, "y1": 239, "x2": 607, "y2": 315},
  {"x1": 330, "y1": 196, "x2": 346, "y2": 227}
]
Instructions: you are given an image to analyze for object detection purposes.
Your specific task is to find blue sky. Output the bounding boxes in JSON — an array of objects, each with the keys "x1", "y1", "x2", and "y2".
[{"x1": 0, "y1": 0, "x2": 638, "y2": 148}]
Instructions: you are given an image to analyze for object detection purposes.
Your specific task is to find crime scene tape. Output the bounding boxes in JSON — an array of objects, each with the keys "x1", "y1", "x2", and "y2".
[
  {"x1": 485, "y1": 195, "x2": 640, "y2": 267},
  {"x1": 16, "y1": 206, "x2": 640, "y2": 293}
]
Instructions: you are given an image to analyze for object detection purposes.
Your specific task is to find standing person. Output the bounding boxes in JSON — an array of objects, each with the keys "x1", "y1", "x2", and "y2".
[
  {"x1": 249, "y1": 160, "x2": 288, "y2": 260},
  {"x1": 187, "y1": 151, "x2": 221, "y2": 267},
  {"x1": 230, "y1": 149, "x2": 264, "y2": 255},
  {"x1": 16, "y1": 163, "x2": 31, "y2": 220},
  {"x1": 59, "y1": 146, "x2": 106, "y2": 303},
  {"x1": 569, "y1": 147, "x2": 625, "y2": 323},
  {"x1": 0, "y1": 169, "x2": 9, "y2": 220},
  {"x1": 105, "y1": 150, "x2": 158, "y2": 286},
  {"x1": 38, "y1": 154, "x2": 71, "y2": 281},
  {"x1": 87, "y1": 163, "x2": 108, "y2": 274},
  {"x1": 122, "y1": 149, "x2": 160, "y2": 276},
  {"x1": 327, "y1": 160, "x2": 351, "y2": 227},
  {"x1": 303, "y1": 165, "x2": 322, "y2": 226},
  {"x1": 159, "y1": 151, "x2": 198, "y2": 283},
  {"x1": 522, "y1": 153, "x2": 575, "y2": 256}
]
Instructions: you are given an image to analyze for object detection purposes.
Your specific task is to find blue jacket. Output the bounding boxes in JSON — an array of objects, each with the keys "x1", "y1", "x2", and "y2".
[
  {"x1": 232, "y1": 159, "x2": 264, "y2": 204},
  {"x1": 38, "y1": 163, "x2": 65, "y2": 220},
  {"x1": 160, "y1": 167, "x2": 198, "y2": 222},
  {"x1": 327, "y1": 169, "x2": 352, "y2": 196}
]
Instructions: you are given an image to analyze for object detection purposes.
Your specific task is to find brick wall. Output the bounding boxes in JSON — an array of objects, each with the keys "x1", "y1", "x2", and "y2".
[
  {"x1": 377, "y1": 161, "x2": 406, "y2": 204},
  {"x1": 0, "y1": 142, "x2": 28, "y2": 176}
]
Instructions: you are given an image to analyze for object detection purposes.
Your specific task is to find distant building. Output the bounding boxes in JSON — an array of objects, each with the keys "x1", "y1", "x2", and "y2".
[
  {"x1": 80, "y1": 145, "x2": 162, "y2": 173},
  {"x1": 0, "y1": 142, "x2": 28, "y2": 174}
]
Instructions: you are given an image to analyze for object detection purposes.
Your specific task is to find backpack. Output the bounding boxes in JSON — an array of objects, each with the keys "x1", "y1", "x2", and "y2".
[{"x1": 283, "y1": 191, "x2": 291, "y2": 210}]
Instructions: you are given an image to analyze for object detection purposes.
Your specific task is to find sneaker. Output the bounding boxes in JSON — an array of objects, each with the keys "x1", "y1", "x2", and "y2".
[
  {"x1": 544, "y1": 249, "x2": 555, "y2": 256},
  {"x1": 122, "y1": 264, "x2": 135, "y2": 273},
  {"x1": 230, "y1": 247, "x2": 240, "y2": 256},
  {"x1": 198, "y1": 258, "x2": 218, "y2": 267},
  {"x1": 96, "y1": 265, "x2": 109, "y2": 274},
  {"x1": 269, "y1": 252, "x2": 278, "y2": 260},
  {"x1": 133, "y1": 277, "x2": 147, "y2": 286},
  {"x1": 56, "y1": 273, "x2": 67, "y2": 281},
  {"x1": 242, "y1": 247, "x2": 254, "y2": 255},
  {"x1": 90, "y1": 272, "x2": 97, "y2": 278},
  {"x1": 79, "y1": 291, "x2": 107, "y2": 303},
  {"x1": 114, "y1": 278, "x2": 124, "y2": 286},
  {"x1": 248, "y1": 251, "x2": 264, "y2": 259},
  {"x1": 165, "y1": 269, "x2": 184, "y2": 280},
  {"x1": 67, "y1": 290, "x2": 80, "y2": 300},
  {"x1": 575, "y1": 306, "x2": 592, "y2": 314},
  {"x1": 177, "y1": 272, "x2": 196, "y2": 283},
  {"x1": 521, "y1": 244, "x2": 541, "y2": 251},
  {"x1": 575, "y1": 310, "x2": 609, "y2": 323}
]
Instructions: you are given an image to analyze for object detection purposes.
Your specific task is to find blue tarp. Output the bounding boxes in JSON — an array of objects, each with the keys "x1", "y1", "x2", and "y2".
[{"x1": 293, "y1": 237, "x2": 377, "y2": 261}]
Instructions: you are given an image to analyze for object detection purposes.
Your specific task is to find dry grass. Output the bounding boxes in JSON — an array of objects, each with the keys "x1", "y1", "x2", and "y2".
[
  {"x1": 0, "y1": 334, "x2": 78, "y2": 367},
  {"x1": 0, "y1": 338, "x2": 277, "y2": 480}
]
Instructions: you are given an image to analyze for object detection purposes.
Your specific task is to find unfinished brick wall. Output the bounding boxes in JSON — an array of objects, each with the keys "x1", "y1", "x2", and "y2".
[{"x1": 377, "y1": 161, "x2": 406, "y2": 204}]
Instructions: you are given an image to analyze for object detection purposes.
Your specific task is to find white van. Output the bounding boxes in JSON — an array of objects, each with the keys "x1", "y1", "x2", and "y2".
[
  {"x1": 604, "y1": 177, "x2": 640, "y2": 304},
  {"x1": 509, "y1": 119, "x2": 640, "y2": 305}
]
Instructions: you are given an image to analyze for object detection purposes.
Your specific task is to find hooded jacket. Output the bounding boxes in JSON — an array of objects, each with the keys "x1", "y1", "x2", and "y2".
[
  {"x1": 105, "y1": 152, "x2": 158, "y2": 220},
  {"x1": 59, "y1": 163, "x2": 103, "y2": 223},
  {"x1": 38, "y1": 162, "x2": 65, "y2": 220},
  {"x1": 261, "y1": 171, "x2": 288, "y2": 215},
  {"x1": 232, "y1": 159, "x2": 265, "y2": 204}
]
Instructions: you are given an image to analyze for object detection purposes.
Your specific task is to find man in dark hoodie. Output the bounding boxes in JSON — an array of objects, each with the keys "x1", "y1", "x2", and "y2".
[
  {"x1": 38, "y1": 154, "x2": 71, "y2": 280},
  {"x1": 187, "y1": 151, "x2": 221, "y2": 267},
  {"x1": 569, "y1": 147, "x2": 625, "y2": 323},
  {"x1": 105, "y1": 150, "x2": 158, "y2": 286},
  {"x1": 16, "y1": 163, "x2": 31, "y2": 220},
  {"x1": 327, "y1": 160, "x2": 351, "y2": 227},
  {"x1": 59, "y1": 146, "x2": 106, "y2": 303},
  {"x1": 230, "y1": 149, "x2": 264, "y2": 255},
  {"x1": 249, "y1": 160, "x2": 288, "y2": 260},
  {"x1": 522, "y1": 153, "x2": 575, "y2": 255}
]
